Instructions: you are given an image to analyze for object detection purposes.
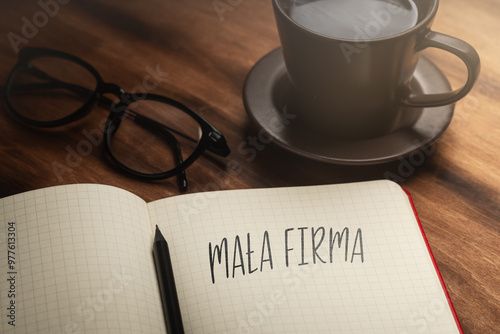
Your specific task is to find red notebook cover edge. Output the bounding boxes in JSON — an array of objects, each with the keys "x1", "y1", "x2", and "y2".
[{"x1": 403, "y1": 188, "x2": 464, "y2": 334}]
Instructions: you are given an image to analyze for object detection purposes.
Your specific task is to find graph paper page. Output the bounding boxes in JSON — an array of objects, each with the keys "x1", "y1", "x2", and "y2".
[
  {"x1": 0, "y1": 184, "x2": 165, "y2": 333},
  {"x1": 148, "y1": 180, "x2": 461, "y2": 333}
]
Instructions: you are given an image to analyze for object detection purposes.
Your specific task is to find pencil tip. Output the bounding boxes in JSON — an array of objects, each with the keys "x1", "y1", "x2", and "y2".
[{"x1": 154, "y1": 225, "x2": 165, "y2": 242}]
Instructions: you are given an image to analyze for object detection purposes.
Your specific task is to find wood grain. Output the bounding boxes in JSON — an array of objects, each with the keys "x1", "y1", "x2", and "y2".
[{"x1": 0, "y1": 0, "x2": 498, "y2": 332}]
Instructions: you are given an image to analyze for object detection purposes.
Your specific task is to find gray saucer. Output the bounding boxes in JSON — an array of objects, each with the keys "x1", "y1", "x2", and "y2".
[{"x1": 243, "y1": 48, "x2": 454, "y2": 165}]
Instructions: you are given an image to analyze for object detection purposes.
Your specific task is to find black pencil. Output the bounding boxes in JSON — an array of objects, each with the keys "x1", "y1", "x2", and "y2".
[{"x1": 153, "y1": 225, "x2": 185, "y2": 334}]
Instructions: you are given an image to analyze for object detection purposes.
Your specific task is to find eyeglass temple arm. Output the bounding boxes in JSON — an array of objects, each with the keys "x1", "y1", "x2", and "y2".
[
  {"x1": 104, "y1": 96, "x2": 229, "y2": 158},
  {"x1": 8, "y1": 66, "x2": 95, "y2": 103},
  {"x1": 120, "y1": 110, "x2": 188, "y2": 193},
  {"x1": 8, "y1": 81, "x2": 93, "y2": 99}
]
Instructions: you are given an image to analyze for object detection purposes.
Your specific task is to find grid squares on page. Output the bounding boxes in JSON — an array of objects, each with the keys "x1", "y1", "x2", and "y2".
[
  {"x1": 148, "y1": 180, "x2": 459, "y2": 333},
  {"x1": 0, "y1": 184, "x2": 165, "y2": 333}
]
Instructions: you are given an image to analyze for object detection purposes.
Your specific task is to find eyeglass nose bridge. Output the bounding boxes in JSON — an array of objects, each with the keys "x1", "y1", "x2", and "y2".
[
  {"x1": 99, "y1": 82, "x2": 125, "y2": 98},
  {"x1": 97, "y1": 82, "x2": 134, "y2": 117}
]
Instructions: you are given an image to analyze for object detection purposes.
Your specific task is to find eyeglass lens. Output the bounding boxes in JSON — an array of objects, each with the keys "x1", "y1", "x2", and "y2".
[
  {"x1": 109, "y1": 100, "x2": 202, "y2": 175},
  {"x1": 8, "y1": 56, "x2": 98, "y2": 123}
]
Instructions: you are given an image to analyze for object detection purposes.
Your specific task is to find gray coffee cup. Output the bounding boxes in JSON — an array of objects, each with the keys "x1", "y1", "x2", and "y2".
[{"x1": 272, "y1": 0, "x2": 480, "y2": 139}]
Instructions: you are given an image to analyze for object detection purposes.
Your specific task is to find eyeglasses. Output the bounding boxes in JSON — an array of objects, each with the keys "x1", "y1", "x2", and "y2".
[{"x1": 4, "y1": 47, "x2": 230, "y2": 192}]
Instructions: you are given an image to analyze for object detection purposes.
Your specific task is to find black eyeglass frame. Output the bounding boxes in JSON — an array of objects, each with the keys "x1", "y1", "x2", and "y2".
[{"x1": 4, "y1": 47, "x2": 230, "y2": 186}]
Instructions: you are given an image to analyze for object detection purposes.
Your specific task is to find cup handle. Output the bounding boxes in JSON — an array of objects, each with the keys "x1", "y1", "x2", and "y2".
[{"x1": 401, "y1": 31, "x2": 480, "y2": 107}]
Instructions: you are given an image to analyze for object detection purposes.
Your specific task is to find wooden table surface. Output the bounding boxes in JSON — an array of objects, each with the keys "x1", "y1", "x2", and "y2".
[{"x1": 0, "y1": 0, "x2": 498, "y2": 332}]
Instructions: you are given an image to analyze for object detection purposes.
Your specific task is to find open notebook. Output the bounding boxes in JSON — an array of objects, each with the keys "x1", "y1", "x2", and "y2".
[{"x1": 0, "y1": 180, "x2": 462, "y2": 333}]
